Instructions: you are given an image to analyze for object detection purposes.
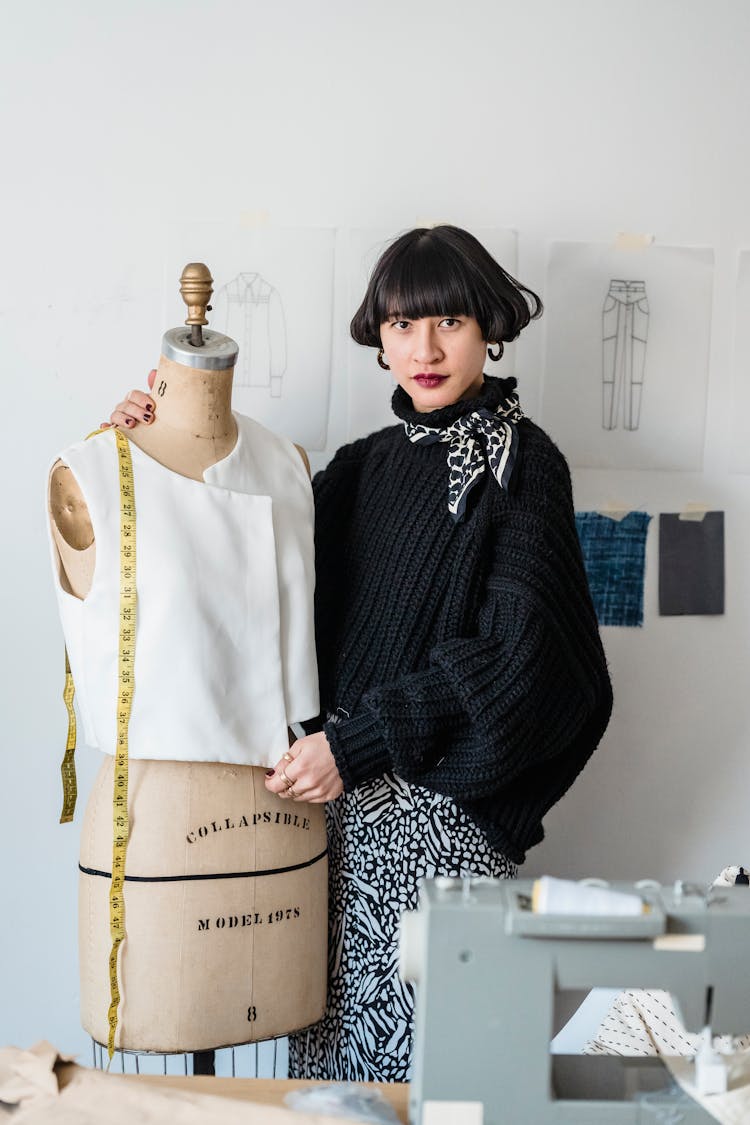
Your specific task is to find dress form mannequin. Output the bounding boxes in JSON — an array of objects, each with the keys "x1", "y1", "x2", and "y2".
[
  {"x1": 47, "y1": 265, "x2": 327, "y2": 1055},
  {"x1": 111, "y1": 351, "x2": 238, "y2": 481},
  {"x1": 49, "y1": 286, "x2": 309, "y2": 588}
]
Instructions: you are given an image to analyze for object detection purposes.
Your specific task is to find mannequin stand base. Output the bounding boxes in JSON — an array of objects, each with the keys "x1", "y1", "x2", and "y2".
[
  {"x1": 90, "y1": 1036, "x2": 282, "y2": 1079},
  {"x1": 192, "y1": 1050, "x2": 215, "y2": 1076}
]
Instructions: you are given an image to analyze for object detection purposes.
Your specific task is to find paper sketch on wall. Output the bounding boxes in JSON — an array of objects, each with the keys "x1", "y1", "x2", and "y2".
[
  {"x1": 602, "y1": 280, "x2": 649, "y2": 431},
  {"x1": 541, "y1": 242, "x2": 713, "y2": 470},
  {"x1": 729, "y1": 251, "x2": 750, "y2": 474},
  {"x1": 211, "y1": 273, "x2": 287, "y2": 396},
  {"x1": 165, "y1": 225, "x2": 335, "y2": 451},
  {"x1": 345, "y1": 227, "x2": 518, "y2": 442}
]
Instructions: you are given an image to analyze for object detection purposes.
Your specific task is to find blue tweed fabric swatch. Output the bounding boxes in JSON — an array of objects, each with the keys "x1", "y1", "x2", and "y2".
[{"x1": 575, "y1": 511, "x2": 652, "y2": 627}]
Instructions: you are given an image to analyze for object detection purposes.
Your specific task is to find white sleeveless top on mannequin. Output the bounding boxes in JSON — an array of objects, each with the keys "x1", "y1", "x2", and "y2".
[{"x1": 48, "y1": 414, "x2": 319, "y2": 767}]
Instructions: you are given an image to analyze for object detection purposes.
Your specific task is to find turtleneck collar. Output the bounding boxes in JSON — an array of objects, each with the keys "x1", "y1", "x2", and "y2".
[{"x1": 390, "y1": 374, "x2": 519, "y2": 429}]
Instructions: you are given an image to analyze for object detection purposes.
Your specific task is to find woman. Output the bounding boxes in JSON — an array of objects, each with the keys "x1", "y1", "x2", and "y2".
[{"x1": 111, "y1": 225, "x2": 612, "y2": 1082}]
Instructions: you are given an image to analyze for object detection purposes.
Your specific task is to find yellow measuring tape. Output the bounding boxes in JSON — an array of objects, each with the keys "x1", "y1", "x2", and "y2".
[
  {"x1": 107, "y1": 426, "x2": 136, "y2": 1061},
  {"x1": 58, "y1": 426, "x2": 136, "y2": 1063},
  {"x1": 59, "y1": 650, "x2": 77, "y2": 824}
]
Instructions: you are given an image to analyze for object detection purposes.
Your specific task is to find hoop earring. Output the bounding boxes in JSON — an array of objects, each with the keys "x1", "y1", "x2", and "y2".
[
  {"x1": 487, "y1": 343, "x2": 502, "y2": 362},
  {"x1": 377, "y1": 349, "x2": 390, "y2": 371}
]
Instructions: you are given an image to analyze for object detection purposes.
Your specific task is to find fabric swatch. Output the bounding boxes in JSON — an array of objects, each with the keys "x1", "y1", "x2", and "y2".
[
  {"x1": 575, "y1": 511, "x2": 652, "y2": 627},
  {"x1": 659, "y1": 511, "x2": 725, "y2": 615}
]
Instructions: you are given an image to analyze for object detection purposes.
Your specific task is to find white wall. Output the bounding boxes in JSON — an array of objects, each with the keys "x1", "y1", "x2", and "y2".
[{"x1": 2, "y1": 0, "x2": 749, "y2": 1059}]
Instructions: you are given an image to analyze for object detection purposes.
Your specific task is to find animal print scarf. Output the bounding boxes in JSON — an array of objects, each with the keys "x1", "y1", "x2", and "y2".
[{"x1": 405, "y1": 391, "x2": 524, "y2": 522}]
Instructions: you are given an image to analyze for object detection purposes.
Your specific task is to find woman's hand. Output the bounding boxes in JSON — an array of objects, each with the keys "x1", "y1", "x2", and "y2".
[
  {"x1": 102, "y1": 370, "x2": 157, "y2": 429},
  {"x1": 265, "y1": 732, "x2": 344, "y2": 804}
]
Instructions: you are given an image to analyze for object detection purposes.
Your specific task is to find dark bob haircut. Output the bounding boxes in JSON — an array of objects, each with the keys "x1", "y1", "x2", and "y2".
[{"x1": 350, "y1": 225, "x2": 542, "y2": 358}]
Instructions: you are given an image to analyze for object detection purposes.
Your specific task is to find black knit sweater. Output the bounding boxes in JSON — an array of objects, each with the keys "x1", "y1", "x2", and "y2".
[{"x1": 311, "y1": 376, "x2": 612, "y2": 864}]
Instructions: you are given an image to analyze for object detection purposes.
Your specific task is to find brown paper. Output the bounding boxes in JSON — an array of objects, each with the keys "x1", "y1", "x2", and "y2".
[{"x1": 0, "y1": 1045, "x2": 362, "y2": 1125}]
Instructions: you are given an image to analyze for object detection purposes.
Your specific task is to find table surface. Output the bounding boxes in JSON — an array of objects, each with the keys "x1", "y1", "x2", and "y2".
[{"x1": 121, "y1": 1073, "x2": 410, "y2": 1122}]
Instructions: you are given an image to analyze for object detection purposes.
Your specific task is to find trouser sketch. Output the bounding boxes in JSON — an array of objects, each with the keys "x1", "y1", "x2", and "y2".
[{"x1": 602, "y1": 279, "x2": 649, "y2": 431}]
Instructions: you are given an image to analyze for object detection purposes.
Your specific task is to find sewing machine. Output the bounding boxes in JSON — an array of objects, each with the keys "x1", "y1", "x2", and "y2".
[{"x1": 401, "y1": 877, "x2": 750, "y2": 1123}]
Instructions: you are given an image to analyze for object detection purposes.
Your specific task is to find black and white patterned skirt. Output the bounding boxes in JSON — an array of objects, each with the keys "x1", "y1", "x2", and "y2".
[{"x1": 288, "y1": 773, "x2": 515, "y2": 1082}]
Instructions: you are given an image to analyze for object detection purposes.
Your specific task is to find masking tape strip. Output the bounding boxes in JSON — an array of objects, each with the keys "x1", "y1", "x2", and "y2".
[
  {"x1": 678, "y1": 503, "x2": 710, "y2": 522},
  {"x1": 596, "y1": 501, "x2": 633, "y2": 522},
  {"x1": 614, "y1": 231, "x2": 655, "y2": 250},
  {"x1": 239, "y1": 210, "x2": 271, "y2": 229}
]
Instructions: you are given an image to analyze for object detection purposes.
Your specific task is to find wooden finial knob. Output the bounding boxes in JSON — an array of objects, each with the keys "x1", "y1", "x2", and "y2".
[{"x1": 179, "y1": 263, "x2": 213, "y2": 327}]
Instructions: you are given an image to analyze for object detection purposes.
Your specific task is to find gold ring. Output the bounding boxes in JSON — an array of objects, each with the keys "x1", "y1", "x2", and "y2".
[
  {"x1": 283, "y1": 752, "x2": 294, "y2": 763},
  {"x1": 288, "y1": 786, "x2": 297, "y2": 799},
  {"x1": 280, "y1": 769, "x2": 294, "y2": 788}
]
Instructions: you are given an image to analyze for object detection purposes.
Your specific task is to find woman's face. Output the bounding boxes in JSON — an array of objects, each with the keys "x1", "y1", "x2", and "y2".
[{"x1": 379, "y1": 314, "x2": 488, "y2": 413}]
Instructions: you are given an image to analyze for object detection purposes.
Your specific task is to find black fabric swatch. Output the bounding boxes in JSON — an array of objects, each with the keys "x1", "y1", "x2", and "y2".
[{"x1": 659, "y1": 511, "x2": 725, "y2": 616}]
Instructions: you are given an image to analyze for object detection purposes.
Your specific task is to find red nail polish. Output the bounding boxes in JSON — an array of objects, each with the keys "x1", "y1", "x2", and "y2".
[{"x1": 265, "y1": 769, "x2": 275, "y2": 778}]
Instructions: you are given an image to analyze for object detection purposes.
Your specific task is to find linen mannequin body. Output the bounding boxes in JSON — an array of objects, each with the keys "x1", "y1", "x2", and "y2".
[{"x1": 47, "y1": 267, "x2": 327, "y2": 1056}]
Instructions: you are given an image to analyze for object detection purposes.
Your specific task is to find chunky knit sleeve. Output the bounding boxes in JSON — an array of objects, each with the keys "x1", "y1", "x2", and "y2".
[
  {"x1": 300, "y1": 433, "x2": 379, "y2": 736},
  {"x1": 324, "y1": 433, "x2": 612, "y2": 850}
]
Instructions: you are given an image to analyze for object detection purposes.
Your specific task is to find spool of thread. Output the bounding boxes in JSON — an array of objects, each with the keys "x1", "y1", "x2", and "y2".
[{"x1": 532, "y1": 876, "x2": 645, "y2": 916}]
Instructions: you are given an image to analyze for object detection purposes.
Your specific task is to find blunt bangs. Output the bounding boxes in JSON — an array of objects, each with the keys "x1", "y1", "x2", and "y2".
[
  {"x1": 372, "y1": 238, "x2": 486, "y2": 327},
  {"x1": 350, "y1": 226, "x2": 542, "y2": 352}
]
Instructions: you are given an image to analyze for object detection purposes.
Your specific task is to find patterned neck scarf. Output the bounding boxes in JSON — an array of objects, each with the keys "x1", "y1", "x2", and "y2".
[{"x1": 405, "y1": 391, "x2": 524, "y2": 522}]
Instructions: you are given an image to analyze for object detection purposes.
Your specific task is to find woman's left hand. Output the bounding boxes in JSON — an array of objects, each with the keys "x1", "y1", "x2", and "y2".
[{"x1": 265, "y1": 731, "x2": 344, "y2": 803}]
